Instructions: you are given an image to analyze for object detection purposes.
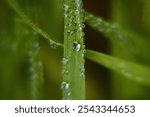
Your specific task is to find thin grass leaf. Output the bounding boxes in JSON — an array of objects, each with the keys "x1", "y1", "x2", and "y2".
[
  {"x1": 7, "y1": 0, "x2": 63, "y2": 48},
  {"x1": 85, "y1": 50, "x2": 150, "y2": 85},
  {"x1": 85, "y1": 11, "x2": 149, "y2": 56},
  {"x1": 13, "y1": 15, "x2": 44, "y2": 99},
  {"x1": 28, "y1": 37, "x2": 44, "y2": 99},
  {"x1": 62, "y1": 0, "x2": 85, "y2": 100}
]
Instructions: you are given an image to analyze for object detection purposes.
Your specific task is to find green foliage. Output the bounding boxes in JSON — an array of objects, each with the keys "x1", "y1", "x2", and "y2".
[
  {"x1": 0, "y1": 0, "x2": 149, "y2": 99},
  {"x1": 8, "y1": 0, "x2": 63, "y2": 48},
  {"x1": 62, "y1": 0, "x2": 85, "y2": 99},
  {"x1": 85, "y1": 12, "x2": 149, "y2": 58}
]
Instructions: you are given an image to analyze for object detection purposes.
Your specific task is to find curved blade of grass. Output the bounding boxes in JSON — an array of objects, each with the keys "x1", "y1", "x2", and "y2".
[
  {"x1": 7, "y1": 0, "x2": 63, "y2": 48},
  {"x1": 85, "y1": 12, "x2": 149, "y2": 55},
  {"x1": 62, "y1": 0, "x2": 85, "y2": 100},
  {"x1": 85, "y1": 50, "x2": 150, "y2": 85}
]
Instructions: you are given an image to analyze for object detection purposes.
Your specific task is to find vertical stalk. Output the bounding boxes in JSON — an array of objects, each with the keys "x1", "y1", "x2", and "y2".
[{"x1": 62, "y1": 0, "x2": 85, "y2": 100}]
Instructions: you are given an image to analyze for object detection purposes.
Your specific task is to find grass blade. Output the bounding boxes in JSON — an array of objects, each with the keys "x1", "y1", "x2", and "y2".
[
  {"x1": 85, "y1": 12, "x2": 149, "y2": 56},
  {"x1": 28, "y1": 32, "x2": 44, "y2": 99},
  {"x1": 86, "y1": 50, "x2": 150, "y2": 85},
  {"x1": 62, "y1": 0, "x2": 85, "y2": 99},
  {"x1": 7, "y1": 0, "x2": 63, "y2": 48}
]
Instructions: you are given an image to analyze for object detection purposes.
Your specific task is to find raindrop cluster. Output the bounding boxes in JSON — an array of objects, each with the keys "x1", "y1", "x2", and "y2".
[
  {"x1": 63, "y1": 0, "x2": 85, "y2": 40},
  {"x1": 80, "y1": 65, "x2": 85, "y2": 79},
  {"x1": 61, "y1": 81, "x2": 71, "y2": 100},
  {"x1": 61, "y1": 57, "x2": 69, "y2": 65}
]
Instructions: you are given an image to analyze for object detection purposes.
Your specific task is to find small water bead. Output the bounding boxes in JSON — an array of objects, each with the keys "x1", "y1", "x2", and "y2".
[
  {"x1": 64, "y1": 14, "x2": 68, "y2": 18},
  {"x1": 67, "y1": 92, "x2": 71, "y2": 97},
  {"x1": 61, "y1": 57, "x2": 69, "y2": 65},
  {"x1": 72, "y1": 41, "x2": 81, "y2": 52},
  {"x1": 67, "y1": 30, "x2": 73, "y2": 36},
  {"x1": 80, "y1": 72, "x2": 85, "y2": 79},
  {"x1": 62, "y1": 68, "x2": 69, "y2": 75},
  {"x1": 75, "y1": 9, "x2": 80, "y2": 15},
  {"x1": 66, "y1": 23, "x2": 72, "y2": 28},
  {"x1": 49, "y1": 40, "x2": 57, "y2": 48},
  {"x1": 69, "y1": 11, "x2": 73, "y2": 15},
  {"x1": 80, "y1": 65, "x2": 85, "y2": 72},
  {"x1": 80, "y1": 65, "x2": 85, "y2": 79},
  {"x1": 63, "y1": 4, "x2": 69, "y2": 11},
  {"x1": 61, "y1": 81, "x2": 70, "y2": 90},
  {"x1": 82, "y1": 24, "x2": 85, "y2": 28},
  {"x1": 65, "y1": 92, "x2": 71, "y2": 100},
  {"x1": 82, "y1": 49, "x2": 86, "y2": 57}
]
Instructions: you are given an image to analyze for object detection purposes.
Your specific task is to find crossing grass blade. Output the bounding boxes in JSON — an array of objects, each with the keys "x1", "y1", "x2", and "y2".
[{"x1": 86, "y1": 50, "x2": 150, "y2": 85}]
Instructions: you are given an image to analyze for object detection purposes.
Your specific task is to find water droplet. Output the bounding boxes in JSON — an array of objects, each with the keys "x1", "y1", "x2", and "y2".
[
  {"x1": 66, "y1": 23, "x2": 71, "y2": 28},
  {"x1": 67, "y1": 30, "x2": 73, "y2": 36},
  {"x1": 61, "y1": 81, "x2": 70, "y2": 90},
  {"x1": 61, "y1": 57, "x2": 69, "y2": 65},
  {"x1": 63, "y1": 4, "x2": 69, "y2": 11},
  {"x1": 75, "y1": 9, "x2": 80, "y2": 14},
  {"x1": 67, "y1": 92, "x2": 71, "y2": 96},
  {"x1": 82, "y1": 49, "x2": 86, "y2": 57},
  {"x1": 73, "y1": 41, "x2": 81, "y2": 52},
  {"x1": 62, "y1": 68, "x2": 69, "y2": 75},
  {"x1": 64, "y1": 14, "x2": 67, "y2": 18},
  {"x1": 49, "y1": 40, "x2": 56, "y2": 48},
  {"x1": 80, "y1": 65, "x2": 85, "y2": 72},
  {"x1": 80, "y1": 72, "x2": 85, "y2": 79},
  {"x1": 80, "y1": 65, "x2": 85, "y2": 79},
  {"x1": 82, "y1": 24, "x2": 85, "y2": 28}
]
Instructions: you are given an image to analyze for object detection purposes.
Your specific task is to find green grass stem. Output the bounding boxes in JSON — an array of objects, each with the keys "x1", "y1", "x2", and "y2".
[{"x1": 62, "y1": 0, "x2": 85, "y2": 100}]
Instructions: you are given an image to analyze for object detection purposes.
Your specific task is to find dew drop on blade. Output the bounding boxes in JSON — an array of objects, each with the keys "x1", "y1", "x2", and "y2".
[
  {"x1": 61, "y1": 57, "x2": 69, "y2": 65},
  {"x1": 61, "y1": 81, "x2": 70, "y2": 90},
  {"x1": 49, "y1": 40, "x2": 56, "y2": 48},
  {"x1": 73, "y1": 41, "x2": 81, "y2": 52}
]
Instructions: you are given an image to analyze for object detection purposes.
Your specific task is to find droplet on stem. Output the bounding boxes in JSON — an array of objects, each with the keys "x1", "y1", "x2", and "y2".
[
  {"x1": 49, "y1": 40, "x2": 56, "y2": 48},
  {"x1": 73, "y1": 41, "x2": 81, "y2": 52},
  {"x1": 61, "y1": 57, "x2": 69, "y2": 65},
  {"x1": 61, "y1": 81, "x2": 70, "y2": 90}
]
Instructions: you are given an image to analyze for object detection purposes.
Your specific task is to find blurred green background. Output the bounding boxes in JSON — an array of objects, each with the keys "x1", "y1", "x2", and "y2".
[{"x1": 0, "y1": 0, "x2": 150, "y2": 99}]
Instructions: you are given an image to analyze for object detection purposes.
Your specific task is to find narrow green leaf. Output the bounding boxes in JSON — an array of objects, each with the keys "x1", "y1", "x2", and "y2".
[
  {"x1": 7, "y1": 0, "x2": 63, "y2": 47},
  {"x1": 27, "y1": 33, "x2": 44, "y2": 99},
  {"x1": 85, "y1": 50, "x2": 150, "y2": 85},
  {"x1": 62, "y1": 0, "x2": 85, "y2": 99},
  {"x1": 85, "y1": 12, "x2": 149, "y2": 55}
]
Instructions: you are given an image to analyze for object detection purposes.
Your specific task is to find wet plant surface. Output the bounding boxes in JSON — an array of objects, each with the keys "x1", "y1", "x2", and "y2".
[{"x1": 0, "y1": 0, "x2": 150, "y2": 99}]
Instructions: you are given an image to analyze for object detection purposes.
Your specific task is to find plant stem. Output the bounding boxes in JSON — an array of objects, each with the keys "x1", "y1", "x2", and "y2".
[{"x1": 62, "y1": 0, "x2": 85, "y2": 100}]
